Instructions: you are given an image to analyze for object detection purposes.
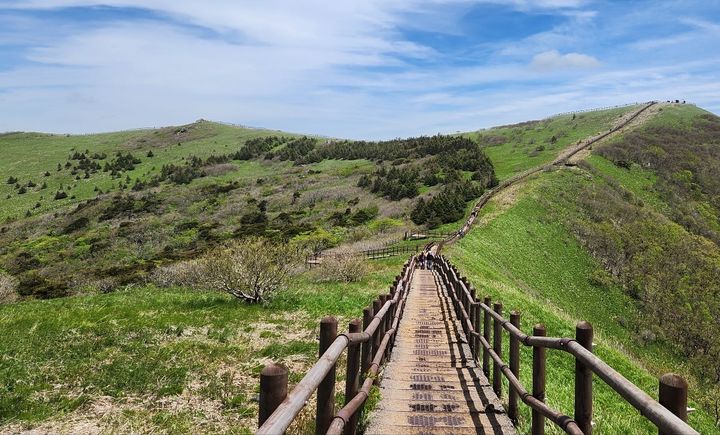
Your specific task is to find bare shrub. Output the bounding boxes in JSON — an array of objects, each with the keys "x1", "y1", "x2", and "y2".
[
  {"x1": 0, "y1": 272, "x2": 19, "y2": 304},
  {"x1": 202, "y1": 163, "x2": 237, "y2": 177},
  {"x1": 347, "y1": 226, "x2": 372, "y2": 243},
  {"x1": 69, "y1": 276, "x2": 118, "y2": 294},
  {"x1": 314, "y1": 250, "x2": 368, "y2": 283},
  {"x1": 200, "y1": 237, "x2": 300, "y2": 303},
  {"x1": 150, "y1": 260, "x2": 204, "y2": 288}
]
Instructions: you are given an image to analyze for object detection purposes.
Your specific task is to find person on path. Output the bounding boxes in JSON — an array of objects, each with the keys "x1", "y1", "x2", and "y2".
[
  {"x1": 418, "y1": 251, "x2": 426, "y2": 270},
  {"x1": 426, "y1": 250, "x2": 435, "y2": 271}
]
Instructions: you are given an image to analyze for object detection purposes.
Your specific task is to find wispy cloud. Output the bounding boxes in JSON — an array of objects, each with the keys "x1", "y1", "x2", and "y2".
[
  {"x1": 0, "y1": 0, "x2": 717, "y2": 139},
  {"x1": 530, "y1": 50, "x2": 600, "y2": 71}
]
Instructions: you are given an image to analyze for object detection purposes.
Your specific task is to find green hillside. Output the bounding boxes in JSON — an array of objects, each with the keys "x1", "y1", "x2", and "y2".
[
  {"x1": 446, "y1": 103, "x2": 720, "y2": 433},
  {"x1": 465, "y1": 104, "x2": 640, "y2": 180},
  {"x1": 0, "y1": 121, "x2": 299, "y2": 222},
  {"x1": 2, "y1": 104, "x2": 717, "y2": 434},
  {"x1": 445, "y1": 175, "x2": 717, "y2": 433}
]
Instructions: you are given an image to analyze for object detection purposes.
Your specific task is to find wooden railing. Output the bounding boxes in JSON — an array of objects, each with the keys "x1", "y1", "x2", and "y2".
[
  {"x1": 257, "y1": 257, "x2": 416, "y2": 435},
  {"x1": 306, "y1": 245, "x2": 420, "y2": 267},
  {"x1": 434, "y1": 254, "x2": 698, "y2": 435}
]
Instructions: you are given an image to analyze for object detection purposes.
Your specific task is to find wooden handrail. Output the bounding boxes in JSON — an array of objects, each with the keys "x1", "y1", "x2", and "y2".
[
  {"x1": 435, "y1": 255, "x2": 698, "y2": 435},
  {"x1": 257, "y1": 257, "x2": 416, "y2": 435}
]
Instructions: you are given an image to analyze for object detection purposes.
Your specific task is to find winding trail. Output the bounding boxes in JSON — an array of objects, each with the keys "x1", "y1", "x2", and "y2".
[{"x1": 440, "y1": 101, "x2": 660, "y2": 250}]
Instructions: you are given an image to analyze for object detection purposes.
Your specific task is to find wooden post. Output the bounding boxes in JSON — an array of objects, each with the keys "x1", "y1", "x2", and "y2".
[
  {"x1": 372, "y1": 299, "x2": 383, "y2": 384},
  {"x1": 575, "y1": 321, "x2": 593, "y2": 434},
  {"x1": 509, "y1": 311, "x2": 521, "y2": 423},
  {"x1": 382, "y1": 294, "x2": 392, "y2": 362},
  {"x1": 259, "y1": 363, "x2": 288, "y2": 429},
  {"x1": 469, "y1": 287, "x2": 477, "y2": 357},
  {"x1": 345, "y1": 319, "x2": 362, "y2": 435},
  {"x1": 532, "y1": 324, "x2": 547, "y2": 435},
  {"x1": 473, "y1": 297, "x2": 481, "y2": 362},
  {"x1": 659, "y1": 374, "x2": 688, "y2": 435},
  {"x1": 493, "y1": 302, "x2": 503, "y2": 397},
  {"x1": 483, "y1": 296, "x2": 491, "y2": 376},
  {"x1": 461, "y1": 281, "x2": 468, "y2": 317},
  {"x1": 361, "y1": 306, "x2": 373, "y2": 377},
  {"x1": 316, "y1": 316, "x2": 338, "y2": 435}
]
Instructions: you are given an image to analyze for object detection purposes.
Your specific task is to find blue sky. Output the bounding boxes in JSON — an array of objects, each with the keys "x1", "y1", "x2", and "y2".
[{"x1": 0, "y1": 1, "x2": 719, "y2": 139}]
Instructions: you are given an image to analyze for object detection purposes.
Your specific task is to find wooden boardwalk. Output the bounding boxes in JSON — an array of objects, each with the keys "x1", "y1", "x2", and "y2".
[{"x1": 367, "y1": 269, "x2": 516, "y2": 434}]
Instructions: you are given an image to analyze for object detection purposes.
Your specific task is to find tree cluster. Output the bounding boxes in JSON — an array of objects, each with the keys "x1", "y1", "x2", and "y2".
[
  {"x1": 233, "y1": 136, "x2": 289, "y2": 160},
  {"x1": 103, "y1": 152, "x2": 141, "y2": 174},
  {"x1": 411, "y1": 180, "x2": 481, "y2": 228},
  {"x1": 276, "y1": 137, "x2": 317, "y2": 161},
  {"x1": 328, "y1": 206, "x2": 379, "y2": 227},
  {"x1": 358, "y1": 166, "x2": 419, "y2": 200}
]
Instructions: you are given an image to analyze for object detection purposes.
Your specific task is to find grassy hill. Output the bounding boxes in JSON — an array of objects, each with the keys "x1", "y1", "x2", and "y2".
[
  {"x1": 464, "y1": 104, "x2": 641, "y2": 180},
  {"x1": 4, "y1": 104, "x2": 715, "y2": 434},
  {"x1": 0, "y1": 121, "x2": 296, "y2": 222},
  {"x1": 445, "y1": 103, "x2": 720, "y2": 433},
  {"x1": 0, "y1": 256, "x2": 405, "y2": 434}
]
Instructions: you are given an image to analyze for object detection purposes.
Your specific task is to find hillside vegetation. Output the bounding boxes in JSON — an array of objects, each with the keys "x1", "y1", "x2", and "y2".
[
  {"x1": 446, "y1": 175, "x2": 718, "y2": 433},
  {"x1": 2, "y1": 105, "x2": 642, "y2": 303},
  {"x1": 466, "y1": 105, "x2": 640, "y2": 180},
  {"x1": 0, "y1": 121, "x2": 503, "y2": 299},
  {"x1": 0, "y1": 104, "x2": 694, "y2": 434},
  {"x1": 446, "y1": 104, "x2": 720, "y2": 432},
  {"x1": 0, "y1": 256, "x2": 405, "y2": 434}
]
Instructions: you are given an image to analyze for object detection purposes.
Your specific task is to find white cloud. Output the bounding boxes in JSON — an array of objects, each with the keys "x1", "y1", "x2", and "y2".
[
  {"x1": 530, "y1": 50, "x2": 600, "y2": 72},
  {"x1": 0, "y1": 0, "x2": 717, "y2": 139}
]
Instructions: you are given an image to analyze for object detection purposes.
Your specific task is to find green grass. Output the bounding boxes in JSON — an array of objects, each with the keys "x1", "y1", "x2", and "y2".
[
  {"x1": 445, "y1": 173, "x2": 717, "y2": 434},
  {"x1": 0, "y1": 121, "x2": 299, "y2": 222},
  {"x1": 584, "y1": 154, "x2": 670, "y2": 214},
  {"x1": 467, "y1": 106, "x2": 640, "y2": 181},
  {"x1": 0, "y1": 256, "x2": 405, "y2": 433}
]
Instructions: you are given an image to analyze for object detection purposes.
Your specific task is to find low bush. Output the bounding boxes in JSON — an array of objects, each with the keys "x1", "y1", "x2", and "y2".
[
  {"x1": 16, "y1": 271, "x2": 69, "y2": 299},
  {"x1": 0, "y1": 272, "x2": 18, "y2": 304},
  {"x1": 313, "y1": 250, "x2": 368, "y2": 283},
  {"x1": 199, "y1": 237, "x2": 300, "y2": 303},
  {"x1": 150, "y1": 260, "x2": 204, "y2": 288}
]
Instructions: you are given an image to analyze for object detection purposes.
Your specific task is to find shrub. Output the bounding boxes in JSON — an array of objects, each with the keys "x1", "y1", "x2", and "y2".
[
  {"x1": 199, "y1": 237, "x2": 300, "y2": 303},
  {"x1": 291, "y1": 227, "x2": 340, "y2": 253},
  {"x1": 313, "y1": 250, "x2": 368, "y2": 283},
  {"x1": 150, "y1": 260, "x2": 204, "y2": 288},
  {"x1": 62, "y1": 217, "x2": 90, "y2": 234},
  {"x1": 0, "y1": 272, "x2": 18, "y2": 304},
  {"x1": 16, "y1": 272, "x2": 69, "y2": 299}
]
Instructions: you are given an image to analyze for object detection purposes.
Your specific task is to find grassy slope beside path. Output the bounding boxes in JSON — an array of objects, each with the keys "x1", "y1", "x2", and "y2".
[
  {"x1": 444, "y1": 174, "x2": 716, "y2": 434},
  {"x1": 0, "y1": 256, "x2": 405, "y2": 434},
  {"x1": 469, "y1": 106, "x2": 639, "y2": 181}
]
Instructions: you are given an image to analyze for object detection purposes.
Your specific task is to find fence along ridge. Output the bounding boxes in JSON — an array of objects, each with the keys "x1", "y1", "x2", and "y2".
[
  {"x1": 434, "y1": 254, "x2": 698, "y2": 435},
  {"x1": 257, "y1": 256, "x2": 416, "y2": 435}
]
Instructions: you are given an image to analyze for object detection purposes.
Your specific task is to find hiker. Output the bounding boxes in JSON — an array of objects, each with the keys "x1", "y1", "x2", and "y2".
[
  {"x1": 426, "y1": 250, "x2": 435, "y2": 271},
  {"x1": 418, "y1": 251, "x2": 426, "y2": 270}
]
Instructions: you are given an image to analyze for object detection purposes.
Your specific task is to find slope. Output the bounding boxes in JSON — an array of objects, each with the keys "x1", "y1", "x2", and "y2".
[{"x1": 445, "y1": 103, "x2": 720, "y2": 433}]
